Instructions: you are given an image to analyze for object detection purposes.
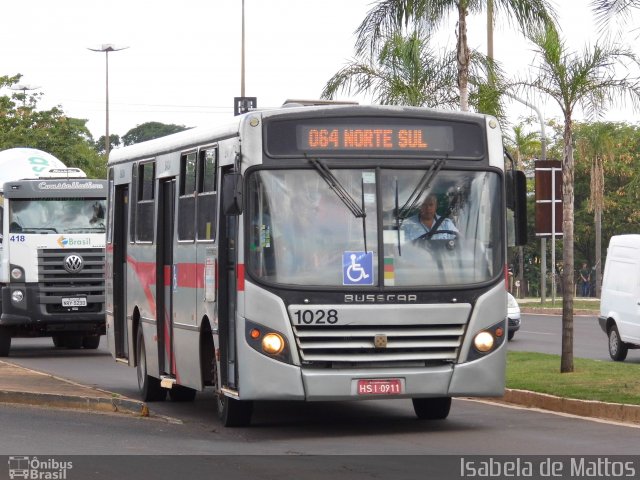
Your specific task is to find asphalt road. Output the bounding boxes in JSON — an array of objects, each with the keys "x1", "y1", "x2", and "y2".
[{"x1": 509, "y1": 312, "x2": 640, "y2": 363}]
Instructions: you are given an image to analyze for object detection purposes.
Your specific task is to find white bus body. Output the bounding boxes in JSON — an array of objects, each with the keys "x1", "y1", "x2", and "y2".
[
  {"x1": 0, "y1": 152, "x2": 107, "y2": 355},
  {"x1": 106, "y1": 104, "x2": 527, "y2": 426}
]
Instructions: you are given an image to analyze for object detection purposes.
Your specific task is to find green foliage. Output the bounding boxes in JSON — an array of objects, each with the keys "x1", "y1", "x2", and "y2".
[
  {"x1": 0, "y1": 74, "x2": 106, "y2": 178},
  {"x1": 122, "y1": 121, "x2": 189, "y2": 146}
]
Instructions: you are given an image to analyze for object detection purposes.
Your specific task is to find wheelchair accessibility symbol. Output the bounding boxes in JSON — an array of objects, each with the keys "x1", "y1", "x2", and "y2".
[{"x1": 343, "y1": 251, "x2": 374, "y2": 285}]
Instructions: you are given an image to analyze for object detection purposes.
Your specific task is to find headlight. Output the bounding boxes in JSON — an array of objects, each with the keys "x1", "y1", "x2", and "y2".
[
  {"x1": 473, "y1": 331, "x2": 494, "y2": 352},
  {"x1": 11, "y1": 290, "x2": 24, "y2": 303},
  {"x1": 262, "y1": 333, "x2": 285, "y2": 355},
  {"x1": 10, "y1": 268, "x2": 23, "y2": 281}
]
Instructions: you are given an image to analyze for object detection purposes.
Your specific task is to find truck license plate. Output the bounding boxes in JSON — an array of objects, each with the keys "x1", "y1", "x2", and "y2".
[
  {"x1": 357, "y1": 378, "x2": 403, "y2": 395},
  {"x1": 62, "y1": 297, "x2": 87, "y2": 307}
]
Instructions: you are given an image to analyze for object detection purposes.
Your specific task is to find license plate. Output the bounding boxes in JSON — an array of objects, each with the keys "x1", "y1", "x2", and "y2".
[
  {"x1": 62, "y1": 297, "x2": 87, "y2": 307},
  {"x1": 357, "y1": 378, "x2": 403, "y2": 395}
]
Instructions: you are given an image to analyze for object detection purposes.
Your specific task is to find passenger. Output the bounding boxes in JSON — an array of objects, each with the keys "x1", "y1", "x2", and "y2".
[{"x1": 402, "y1": 194, "x2": 458, "y2": 241}]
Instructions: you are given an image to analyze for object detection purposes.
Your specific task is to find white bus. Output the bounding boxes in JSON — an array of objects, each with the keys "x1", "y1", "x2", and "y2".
[
  {"x1": 106, "y1": 104, "x2": 527, "y2": 426},
  {"x1": 0, "y1": 150, "x2": 107, "y2": 356}
]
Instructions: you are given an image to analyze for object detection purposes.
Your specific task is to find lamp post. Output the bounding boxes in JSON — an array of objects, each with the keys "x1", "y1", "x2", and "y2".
[
  {"x1": 10, "y1": 84, "x2": 40, "y2": 107},
  {"x1": 88, "y1": 44, "x2": 128, "y2": 157}
]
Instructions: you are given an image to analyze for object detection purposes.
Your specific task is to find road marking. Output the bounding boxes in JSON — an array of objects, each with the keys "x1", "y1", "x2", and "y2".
[{"x1": 520, "y1": 330, "x2": 554, "y2": 336}]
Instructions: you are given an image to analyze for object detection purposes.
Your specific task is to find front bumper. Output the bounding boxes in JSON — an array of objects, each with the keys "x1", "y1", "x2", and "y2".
[{"x1": 1, "y1": 285, "x2": 105, "y2": 337}]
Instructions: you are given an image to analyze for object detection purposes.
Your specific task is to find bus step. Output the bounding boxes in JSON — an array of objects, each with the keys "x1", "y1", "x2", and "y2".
[{"x1": 160, "y1": 376, "x2": 177, "y2": 389}]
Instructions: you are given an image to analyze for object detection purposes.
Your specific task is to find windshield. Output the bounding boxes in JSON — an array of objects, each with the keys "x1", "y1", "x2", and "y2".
[
  {"x1": 247, "y1": 167, "x2": 502, "y2": 288},
  {"x1": 9, "y1": 199, "x2": 107, "y2": 234}
]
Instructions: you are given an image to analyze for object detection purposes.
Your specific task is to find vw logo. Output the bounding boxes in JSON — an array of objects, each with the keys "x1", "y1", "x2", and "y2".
[{"x1": 64, "y1": 254, "x2": 84, "y2": 273}]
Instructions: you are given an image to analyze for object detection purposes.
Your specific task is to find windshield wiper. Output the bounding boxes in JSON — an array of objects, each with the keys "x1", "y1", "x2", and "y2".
[
  {"x1": 305, "y1": 155, "x2": 365, "y2": 218},
  {"x1": 19, "y1": 227, "x2": 58, "y2": 234},
  {"x1": 397, "y1": 158, "x2": 446, "y2": 220},
  {"x1": 65, "y1": 227, "x2": 105, "y2": 233}
]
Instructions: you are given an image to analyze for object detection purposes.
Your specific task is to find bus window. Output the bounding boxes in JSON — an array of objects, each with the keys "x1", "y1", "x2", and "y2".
[
  {"x1": 178, "y1": 153, "x2": 196, "y2": 241},
  {"x1": 136, "y1": 161, "x2": 155, "y2": 242},
  {"x1": 196, "y1": 147, "x2": 217, "y2": 241}
]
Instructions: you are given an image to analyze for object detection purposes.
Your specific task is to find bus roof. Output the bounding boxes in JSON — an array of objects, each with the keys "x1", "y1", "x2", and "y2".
[{"x1": 107, "y1": 104, "x2": 493, "y2": 165}]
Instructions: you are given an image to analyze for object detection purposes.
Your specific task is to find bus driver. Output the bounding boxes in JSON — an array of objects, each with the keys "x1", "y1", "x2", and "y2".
[{"x1": 402, "y1": 194, "x2": 458, "y2": 241}]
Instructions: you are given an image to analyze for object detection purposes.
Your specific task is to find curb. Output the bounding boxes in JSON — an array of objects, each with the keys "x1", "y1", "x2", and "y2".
[
  {"x1": 0, "y1": 389, "x2": 148, "y2": 416},
  {"x1": 498, "y1": 389, "x2": 640, "y2": 425}
]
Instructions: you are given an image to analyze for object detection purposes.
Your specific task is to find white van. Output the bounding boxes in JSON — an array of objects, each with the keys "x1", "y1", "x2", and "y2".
[{"x1": 599, "y1": 234, "x2": 640, "y2": 361}]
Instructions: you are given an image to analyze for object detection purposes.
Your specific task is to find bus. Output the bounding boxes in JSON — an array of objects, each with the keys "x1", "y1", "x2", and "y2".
[
  {"x1": 105, "y1": 104, "x2": 527, "y2": 426},
  {"x1": 0, "y1": 154, "x2": 107, "y2": 356}
]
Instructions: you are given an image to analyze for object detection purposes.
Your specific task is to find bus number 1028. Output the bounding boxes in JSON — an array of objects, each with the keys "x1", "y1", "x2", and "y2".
[{"x1": 293, "y1": 309, "x2": 339, "y2": 325}]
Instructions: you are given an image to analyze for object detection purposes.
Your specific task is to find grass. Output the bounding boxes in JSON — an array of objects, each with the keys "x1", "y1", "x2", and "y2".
[
  {"x1": 507, "y1": 351, "x2": 640, "y2": 405},
  {"x1": 518, "y1": 298, "x2": 600, "y2": 311}
]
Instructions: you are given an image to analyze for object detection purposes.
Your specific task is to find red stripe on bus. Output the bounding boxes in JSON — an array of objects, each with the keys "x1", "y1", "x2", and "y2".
[
  {"x1": 237, "y1": 264, "x2": 245, "y2": 291},
  {"x1": 176, "y1": 263, "x2": 205, "y2": 289},
  {"x1": 126, "y1": 256, "x2": 157, "y2": 317},
  {"x1": 164, "y1": 265, "x2": 171, "y2": 287}
]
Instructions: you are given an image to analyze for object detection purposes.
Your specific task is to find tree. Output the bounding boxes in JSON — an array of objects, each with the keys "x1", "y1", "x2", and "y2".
[
  {"x1": 122, "y1": 122, "x2": 189, "y2": 146},
  {"x1": 95, "y1": 134, "x2": 122, "y2": 156},
  {"x1": 514, "y1": 25, "x2": 640, "y2": 373},
  {"x1": 322, "y1": 29, "x2": 459, "y2": 107},
  {"x1": 0, "y1": 74, "x2": 106, "y2": 178},
  {"x1": 591, "y1": 0, "x2": 640, "y2": 28},
  {"x1": 354, "y1": 0, "x2": 556, "y2": 111}
]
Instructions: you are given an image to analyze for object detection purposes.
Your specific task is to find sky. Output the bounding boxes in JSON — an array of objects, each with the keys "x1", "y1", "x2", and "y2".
[{"x1": 1, "y1": 0, "x2": 638, "y2": 141}]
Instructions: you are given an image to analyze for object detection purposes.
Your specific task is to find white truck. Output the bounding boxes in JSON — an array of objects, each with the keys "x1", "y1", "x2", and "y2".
[
  {"x1": 0, "y1": 148, "x2": 107, "y2": 356},
  {"x1": 599, "y1": 234, "x2": 640, "y2": 361}
]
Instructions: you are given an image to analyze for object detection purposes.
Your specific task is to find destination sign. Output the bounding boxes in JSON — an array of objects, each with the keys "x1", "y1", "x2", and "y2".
[
  {"x1": 299, "y1": 125, "x2": 453, "y2": 151},
  {"x1": 265, "y1": 116, "x2": 485, "y2": 158}
]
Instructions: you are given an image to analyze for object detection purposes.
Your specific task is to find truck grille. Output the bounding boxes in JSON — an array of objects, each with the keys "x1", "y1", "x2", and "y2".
[
  {"x1": 37, "y1": 248, "x2": 105, "y2": 313},
  {"x1": 293, "y1": 323, "x2": 465, "y2": 367}
]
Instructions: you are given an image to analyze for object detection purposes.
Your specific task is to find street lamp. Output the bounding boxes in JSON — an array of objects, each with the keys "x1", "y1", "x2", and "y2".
[
  {"x1": 10, "y1": 84, "x2": 40, "y2": 107},
  {"x1": 88, "y1": 44, "x2": 128, "y2": 157}
]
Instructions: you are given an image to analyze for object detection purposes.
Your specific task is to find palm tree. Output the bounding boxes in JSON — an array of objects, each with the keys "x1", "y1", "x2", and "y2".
[
  {"x1": 354, "y1": 0, "x2": 556, "y2": 112},
  {"x1": 591, "y1": 0, "x2": 640, "y2": 28},
  {"x1": 515, "y1": 25, "x2": 640, "y2": 373},
  {"x1": 321, "y1": 29, "x2": 459, "y2": 107},
  {"x1": 576, "y1": 122, "x2": 616, "y2": 298}
]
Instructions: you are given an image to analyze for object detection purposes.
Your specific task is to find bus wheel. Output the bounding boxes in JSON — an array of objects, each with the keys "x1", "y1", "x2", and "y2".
[
  {"x1": 0, "y1": 327, "x2": 11, "y2": 357},
  {"x1": 217, "y1": 393, "x2": 253, "y2": 427},
  {"x1": 608, "y1": 324, "x2": 628, "y2": 362},
  {"x1": 412, "y1": 397, "x2": 451, "y2": 420},
  {"x1": 82, "y1": 335, "x2": 101, "y2": 349},
  {"x1": 136, "y1": 329, "x2": 166, "y2": 402},
  {"x1": 168, "y1": 385, "x2": 197, "y2": 402}
]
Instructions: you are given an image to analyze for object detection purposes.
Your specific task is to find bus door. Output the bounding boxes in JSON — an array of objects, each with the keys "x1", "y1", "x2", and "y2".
[
  {"x1": 157, "y1": 178, "x2": 176, "y2": 377},
  {"x1": 112, "y1": 184, "x2": 129, "y2": 360},
  {"x1": 217, "y1": 169, "x2": 240, "y2": 390}
]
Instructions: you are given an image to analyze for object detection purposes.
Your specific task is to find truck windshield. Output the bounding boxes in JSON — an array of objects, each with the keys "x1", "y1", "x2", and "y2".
[
  {"x1": 247, "y1": 167, "x2": 503, "y2": 288},
  {"x1": 9, "y1": 199, "x2": 107, "y2": 234}
]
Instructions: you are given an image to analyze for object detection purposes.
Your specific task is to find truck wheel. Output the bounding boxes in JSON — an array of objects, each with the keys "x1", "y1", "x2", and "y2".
[
  {"x1": 217, "y1": 393, "x2": 253, "y2": 427},
  {"x1": 52, "y1": 335, "x2": 65, "y2": 348},
  {"x1": 412, "y1": 397, "x2": 452, "y2": 420},
  {"x1": 0, "y1": 327, "x2": 11, "y2": 357},
  {"x1": 608, "y1": 324, "x2": 628, "y2": 361},
  {"x1": 82, "y1": 335, "x2": 101, "y2": 349},
  {"x1": 168, "y1": 385, "x2": 197, "y2": 402},
  {"x1": 136, "y1": 329, "x2": 166, "y2": 401}
]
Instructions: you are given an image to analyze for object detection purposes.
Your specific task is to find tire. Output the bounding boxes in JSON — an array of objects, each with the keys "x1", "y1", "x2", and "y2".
[
  {"x1": 168, "y1": 385, "x2": 197, "y2": 402},
  {"x1": 52, "y1": 335, "x2": 65, "y2": 348},
  {"x1": 136, "y1": 329, "x2": 166, "y2": 401},
  {"x1": 508, "y1": 330, "x2": 515, "y2": 341},
  {"x1": 0, "y1": 327, "x2": 11, "y2": 357},
  {"x1": 217, "y1": 393, "x2": 253, "y2": 427},
  {"x1": 82, "y1": 335, "x2": 101, "y2": 349},
  {"x1": 608, "y1": 324, "x2": 628, "y2": 362},
  {"x1": 412, "y1": 397, "x2": 452, "y2": 420},
  {"x1": 65, "y1": 334, "x2": 83, "y2": 349}
]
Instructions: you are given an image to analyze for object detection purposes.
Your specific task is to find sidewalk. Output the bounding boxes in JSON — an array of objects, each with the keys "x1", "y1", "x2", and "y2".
[{"x1": 0, "y1": 360, "x2": 146, "y2": 416}]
